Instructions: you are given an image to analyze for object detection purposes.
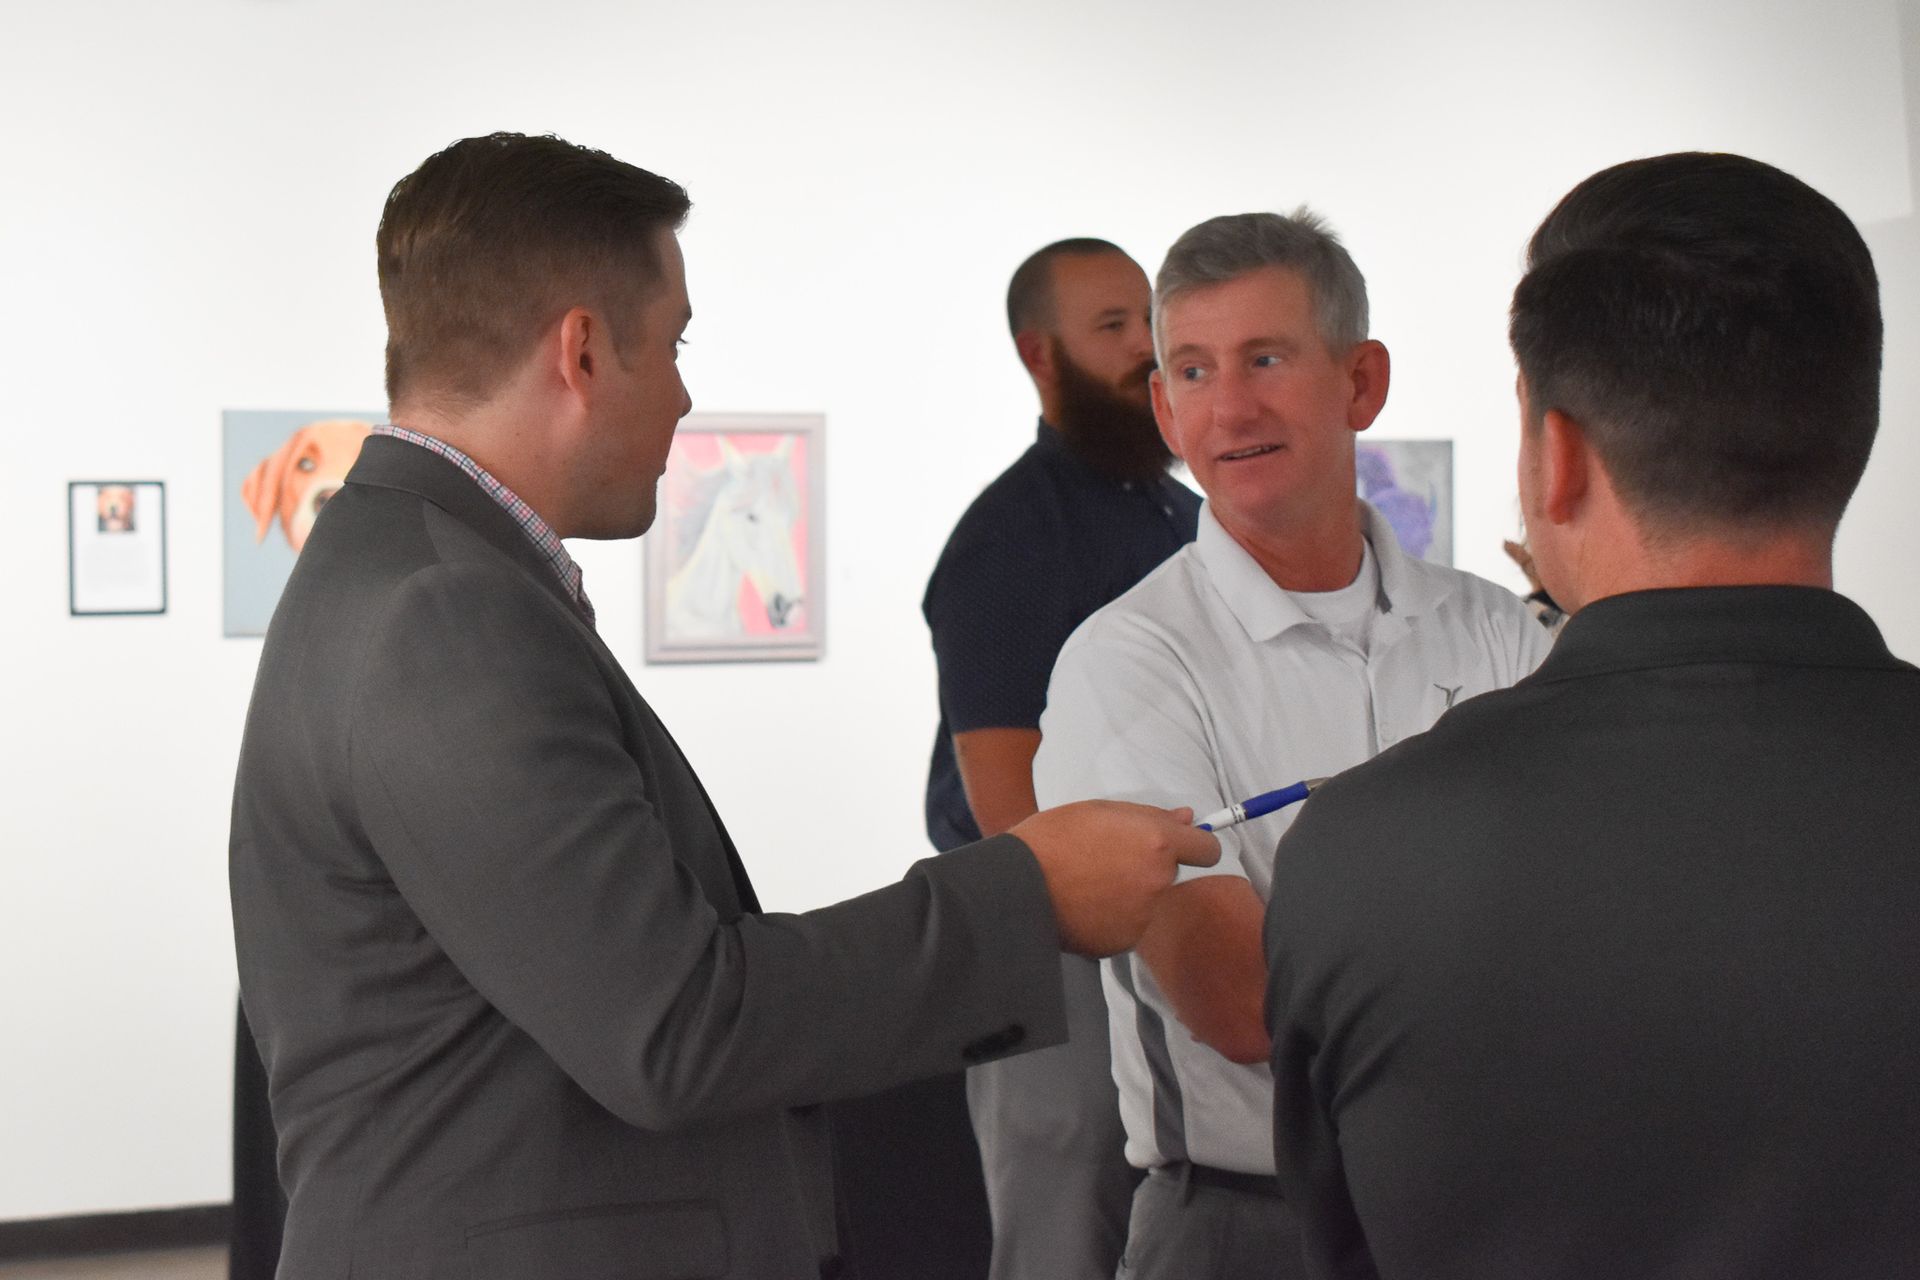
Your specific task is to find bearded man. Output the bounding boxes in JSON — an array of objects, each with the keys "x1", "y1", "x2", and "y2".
[{"x1": 914, "y1": 238, "x2": 1202, "y2": 1280}]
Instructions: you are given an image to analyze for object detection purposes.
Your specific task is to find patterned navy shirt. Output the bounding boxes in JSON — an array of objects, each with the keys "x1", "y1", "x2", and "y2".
[{"x1": 922, "y1": 421, "x2": 1200, "y2": 851}]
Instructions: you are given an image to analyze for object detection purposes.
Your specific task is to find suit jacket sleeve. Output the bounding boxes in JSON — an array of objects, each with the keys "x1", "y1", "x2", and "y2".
[
  {"x1": 345, "y1": 560, "x2": 1066, "y2": 1131},
  {"x1": 1264, "y1": 784, "x2": 1382, "y2": 1280}
]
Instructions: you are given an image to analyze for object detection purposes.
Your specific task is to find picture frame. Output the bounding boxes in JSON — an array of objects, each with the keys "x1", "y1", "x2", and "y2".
[
  {"x1": 69, "y1": 480, "x2": 167, "y2": 616},
  {"x1": 644, "y1": 413, "x2": 825, "y2": 663},
  {"x1": 1357, "y1": 438, "x2": 1453, "y2": 567},
  {"x1": 222, "y1": 409, "x2": 380, "y2": 637}
]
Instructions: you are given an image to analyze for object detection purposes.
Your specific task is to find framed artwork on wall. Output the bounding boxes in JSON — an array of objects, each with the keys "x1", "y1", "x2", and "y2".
[
  {"x1": 222, "y1": 410, "x2": 379, "y2": 637},
  {"x1": 1357, "y1": 438, "x2": 1453, "y2": 566},
  {"x1": 69, "y1": 480, "x2": 168, "y2": 616},
  {"x1": 644, "y1": 413, "x2": 825, "y2": 664}
]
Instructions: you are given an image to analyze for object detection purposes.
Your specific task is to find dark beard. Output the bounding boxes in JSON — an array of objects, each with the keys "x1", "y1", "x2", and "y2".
[{"x1": 1050, "y1": 345, "x2": 1174, "y2": 486}]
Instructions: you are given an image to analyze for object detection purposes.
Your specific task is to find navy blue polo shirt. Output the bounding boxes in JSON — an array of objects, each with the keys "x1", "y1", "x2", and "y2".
[{"x1": 923, "y1": 421, "x2": 1202, "y2": 851}]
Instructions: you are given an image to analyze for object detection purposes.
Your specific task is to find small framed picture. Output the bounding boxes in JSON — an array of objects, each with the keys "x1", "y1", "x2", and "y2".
[
  {"x1": 644, "y1": 413, "x2": 825, "y2": 663},
  {"x1": 1357, "y1": 439, "x2": 1453, "y2": 566},
  {"x1": 69, "y1": 480, "x2": 168, "y2": 616}
]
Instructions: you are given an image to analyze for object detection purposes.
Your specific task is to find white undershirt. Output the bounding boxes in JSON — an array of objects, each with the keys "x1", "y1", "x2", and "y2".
[{"x1": 1290, "y1": 537, "x2": 1380, "y2": 657}]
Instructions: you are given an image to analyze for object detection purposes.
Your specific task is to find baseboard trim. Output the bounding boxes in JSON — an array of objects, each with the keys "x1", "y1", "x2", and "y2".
[{"x1": 0, "y1": 1204, "x2": 229, "y2": 1261}]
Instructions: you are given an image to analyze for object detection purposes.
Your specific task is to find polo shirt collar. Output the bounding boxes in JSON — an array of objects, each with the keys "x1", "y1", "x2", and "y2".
[
  {"x1": 1532, "y1": 586, "x2": 1906, "y2": 684},
  {"x1": 1364, "y1": 500, "x2": 1455, "y2": 620},
  {"x1": 1196, "y1": 499, "x2": 1454, "y2": 643}
]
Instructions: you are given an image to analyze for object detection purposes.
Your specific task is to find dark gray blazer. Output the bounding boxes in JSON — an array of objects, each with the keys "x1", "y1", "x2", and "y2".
[
  {"x1": 231, "y1": 436, "x2": 1066, "y2": 1279},
  {"x1": 1266, "y1": 586, "x2": 1920, "y2": 1280}
]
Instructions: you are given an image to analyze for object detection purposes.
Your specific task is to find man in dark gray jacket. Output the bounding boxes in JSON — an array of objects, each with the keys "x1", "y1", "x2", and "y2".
[
  {"x1": 230, "y1": 132, "x2": 1216, "y2": 1280},
  {"x1": 1264, "y1": 152, "x2": 1919, "y2": 1279}
]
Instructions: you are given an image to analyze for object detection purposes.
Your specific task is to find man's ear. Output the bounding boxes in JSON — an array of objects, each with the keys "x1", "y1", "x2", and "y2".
[
  {"x1": 555, "y1": 307, "x2": 598, "y2": 402},
  {"x1": 1015, "y1": 330, "x2": 1054, "y2": 387},
  {"x1": 1345, "y1": 339, "x2": 1391, "y2": 432},
  {"x1": 1150, "y1": 369, "x2": 1183, "y2": 459},
  {"x1": 1539, "y1": 408, "x2": 1592, "y2": 525}
]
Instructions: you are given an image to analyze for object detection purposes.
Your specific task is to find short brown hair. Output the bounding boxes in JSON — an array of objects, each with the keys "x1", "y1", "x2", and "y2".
[
  {"x1": 1005, "y1": 238, "x2": 1127, "y2": 338},
  {"x1": 376, "y1": 132, "x2": 691, "y2": 408}
]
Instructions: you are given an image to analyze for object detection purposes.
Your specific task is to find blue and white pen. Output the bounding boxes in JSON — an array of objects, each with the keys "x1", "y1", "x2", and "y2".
[{"x1": 1194, "y1": 778, "x2": 1330, "y2": 832}]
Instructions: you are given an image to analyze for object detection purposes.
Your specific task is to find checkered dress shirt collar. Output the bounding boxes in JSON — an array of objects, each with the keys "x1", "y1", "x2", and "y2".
[{"x1": 371, "y1": 424, "x2": 595, "y2": 626}]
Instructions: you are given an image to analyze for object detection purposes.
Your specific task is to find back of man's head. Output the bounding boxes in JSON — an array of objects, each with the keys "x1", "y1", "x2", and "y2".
[
  {"x1": 1510, "y1": 152, "x2": 1881, "y2": 536},
  {"x1": 1006, "y1": 238, "x2": 1129, "y2": 340},
  {"x1": 377, "y1": 132, "x2": 691, "y2": 412},
  {"x1": 1152, "y1": 209, "x2": 1370, "y2": 362}
]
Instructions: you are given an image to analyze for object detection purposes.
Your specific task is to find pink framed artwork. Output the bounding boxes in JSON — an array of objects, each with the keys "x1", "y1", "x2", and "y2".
[{"x1": 643, "y1": 414, "x2": 825, "y2": 663}]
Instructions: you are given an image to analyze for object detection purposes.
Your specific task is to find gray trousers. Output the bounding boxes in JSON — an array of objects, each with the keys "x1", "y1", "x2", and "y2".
[
  {"x1": 967, "y1": 953, "x2": 1134, "y2": 1280},
  {"x1": 1117, "y1": 1165, "x2": 1308, "y2": 1280}
]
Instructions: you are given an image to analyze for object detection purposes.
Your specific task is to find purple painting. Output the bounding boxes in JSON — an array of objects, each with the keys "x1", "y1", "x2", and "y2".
[{"x1": 1356, "y1": 439, "x2": 1452, "y2": 566}]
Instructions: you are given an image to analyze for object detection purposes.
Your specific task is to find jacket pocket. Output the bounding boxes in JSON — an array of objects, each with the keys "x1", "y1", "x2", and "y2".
[{"x1": 466, "y1": 1199, "x2": 727, "y2": 1280}]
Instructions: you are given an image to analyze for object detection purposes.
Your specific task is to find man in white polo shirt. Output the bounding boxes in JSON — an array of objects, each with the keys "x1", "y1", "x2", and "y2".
[{"x1": 1032, "y1": 209, "x2": 1553, "y2": 1278}]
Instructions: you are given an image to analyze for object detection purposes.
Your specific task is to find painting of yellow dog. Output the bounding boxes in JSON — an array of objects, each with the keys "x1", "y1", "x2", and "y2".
[{"x1": 223, "y1": 410, "x2": 378, "y2": 636}]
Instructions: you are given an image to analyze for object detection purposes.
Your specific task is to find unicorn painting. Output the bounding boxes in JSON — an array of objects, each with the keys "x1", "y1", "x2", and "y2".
[{"x1": 645, "y1": 417, "x2": 825, "y2": 662}]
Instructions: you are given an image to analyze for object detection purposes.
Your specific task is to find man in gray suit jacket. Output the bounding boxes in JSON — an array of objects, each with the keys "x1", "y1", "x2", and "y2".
[{"x1": 229, "y1": 132, "x2": 1217, "y2": 1280}]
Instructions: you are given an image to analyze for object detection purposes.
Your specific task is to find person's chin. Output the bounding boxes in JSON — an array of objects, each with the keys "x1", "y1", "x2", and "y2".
[
  {"x1": 600, "y1": 484, "x2": 661, "y2": 541},
  {"x1": 617, "y1": 507, "x2": 658, "y2": 541},
  {"x1": 573, "y1": 504, "x2": 654, "y2": 542},
  {"x1": 1208, "y1": 470, "x2": 1293, "y2": 514}
]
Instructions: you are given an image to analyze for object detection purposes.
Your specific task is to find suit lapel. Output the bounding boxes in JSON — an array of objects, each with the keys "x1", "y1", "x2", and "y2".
[{"x1": 345, "y1": 435, "x2": 764, "y2": 916}]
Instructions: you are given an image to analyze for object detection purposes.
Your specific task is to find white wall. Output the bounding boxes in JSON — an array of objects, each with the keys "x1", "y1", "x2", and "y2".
[
  {"x1": 2, "y1": 0, "x2": 1915, "y2": 1222},
  {"x1": 1851, "y1": 0, "x2": 1920, "y2": 648}
]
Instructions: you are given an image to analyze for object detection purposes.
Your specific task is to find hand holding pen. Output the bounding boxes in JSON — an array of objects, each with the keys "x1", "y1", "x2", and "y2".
[{"x1": 1194, "y1": 778, "x2": 1330, "y2": 832}]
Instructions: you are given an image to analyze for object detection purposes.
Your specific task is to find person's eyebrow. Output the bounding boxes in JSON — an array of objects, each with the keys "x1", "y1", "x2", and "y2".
[{"x1": 1164, "y1": 334, "x2": 1302, "y2": 365}]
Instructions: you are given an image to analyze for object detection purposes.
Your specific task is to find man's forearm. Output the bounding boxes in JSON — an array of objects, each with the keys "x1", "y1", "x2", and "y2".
[
  {"x1": 1134, "y1": 875, "x2": 1270, "y2": 1064},
  {"x1": 953, "y1": 727, "x2": 1043, "y2": 837}
]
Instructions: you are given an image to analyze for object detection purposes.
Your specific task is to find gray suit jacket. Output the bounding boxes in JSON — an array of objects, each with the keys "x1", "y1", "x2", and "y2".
[
  {"x1": 1266, "y1": 586, "x2": 1920, "y2": 1279},
  {"x1": 230, "y1": 435, "x2": 1067, "y2": 1279}
]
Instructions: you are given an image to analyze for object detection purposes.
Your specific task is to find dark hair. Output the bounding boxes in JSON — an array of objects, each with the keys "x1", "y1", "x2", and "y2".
[
  {"x1": 377, "y1": 132, "x2": 692, "y2": 408},
  {"x1": 1005, "y1": 238, "x2": 1128, "y2": 338},
  {"x1": 1510, "y1": 152, "x2": 1881, "y2": 532}
]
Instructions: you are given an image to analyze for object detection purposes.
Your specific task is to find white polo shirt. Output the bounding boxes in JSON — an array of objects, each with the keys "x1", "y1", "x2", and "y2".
[{"x1": 1034, "y1": 500, "x2": 1553, "y2": 1174}]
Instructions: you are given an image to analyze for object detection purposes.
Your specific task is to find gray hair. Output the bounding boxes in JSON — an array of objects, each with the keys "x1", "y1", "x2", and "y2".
[{"x1": 1152, "y1": 207, "x2": 1370, "y2": 360}]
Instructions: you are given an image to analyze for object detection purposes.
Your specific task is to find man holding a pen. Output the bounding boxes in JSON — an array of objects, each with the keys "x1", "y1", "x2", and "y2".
[
  {"x1": 229, "y1": 132, "x2": 1222, "y2": 1280},
  {"x1": 1032, "y1": 209, "x2": 1550, "y2": 1279}
]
